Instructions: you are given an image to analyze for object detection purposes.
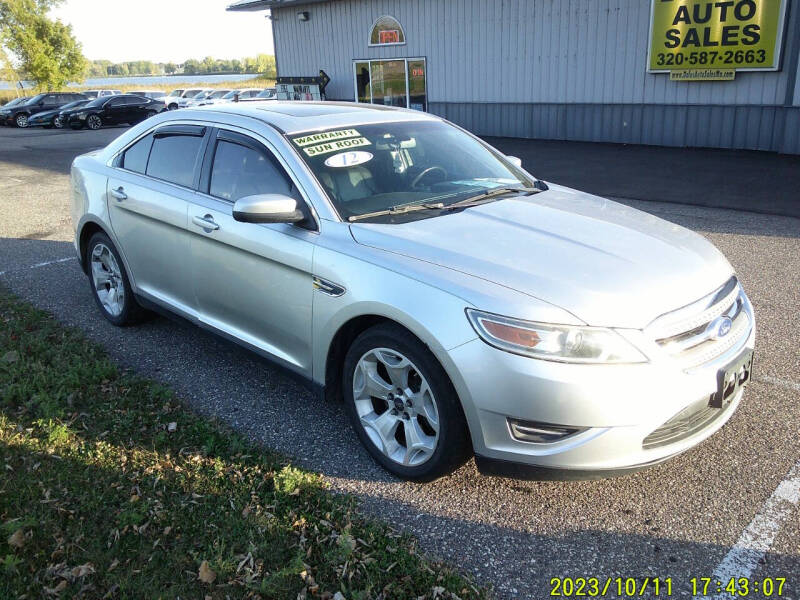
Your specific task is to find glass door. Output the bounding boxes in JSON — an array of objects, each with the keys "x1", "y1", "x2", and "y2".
[
  {"x1": 370, "y1": 59, "x2": 407, "y2": 108},
  {"x1": 353, "y1": 58, "x2": 427, "y2": 111}
]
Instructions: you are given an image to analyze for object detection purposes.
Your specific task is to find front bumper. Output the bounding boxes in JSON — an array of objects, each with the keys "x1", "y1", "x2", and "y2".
[{"x1": 445, "y1": 304, "x2": 755, "y2": 476}]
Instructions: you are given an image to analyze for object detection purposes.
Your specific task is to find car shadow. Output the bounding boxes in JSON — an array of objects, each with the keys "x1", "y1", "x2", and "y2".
[{"x1": 484, "y1": 136, "x2": 800, "y2": 221}]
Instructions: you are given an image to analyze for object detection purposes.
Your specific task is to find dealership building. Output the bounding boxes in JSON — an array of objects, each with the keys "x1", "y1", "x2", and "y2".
[{"x1": 229, "y1": 0, "x2": 800, "y2": 155}]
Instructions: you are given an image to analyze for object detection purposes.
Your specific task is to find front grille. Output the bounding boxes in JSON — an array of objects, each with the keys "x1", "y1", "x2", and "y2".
[
  {"x1": 642, "y1": 396, "x2": 730, "y2": 449},
  {"x1": 646, "y1": 276, "x2": 750, "y2": 370}
]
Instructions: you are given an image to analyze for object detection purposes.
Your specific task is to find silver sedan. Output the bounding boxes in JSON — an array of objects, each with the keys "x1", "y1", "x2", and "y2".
[{"x1": 70, "y1": 102, "x2": 755, "y2": 480}]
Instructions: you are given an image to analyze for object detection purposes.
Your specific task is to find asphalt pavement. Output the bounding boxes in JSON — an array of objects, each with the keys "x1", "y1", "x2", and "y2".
[{"x1": 1, "y1": 125, "x2": 798, "y2": 599}]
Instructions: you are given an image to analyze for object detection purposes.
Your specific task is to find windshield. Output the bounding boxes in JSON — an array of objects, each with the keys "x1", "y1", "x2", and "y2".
[
  {"x1": 83, "y1": 97, "x2": 109, "y2": 109},
  {"x1": 192, "y1": 91, "x2": 209, "y2": 99},
  {"x1": 209, "y1": 90, "x2": 230, "y2": 99},
  {"x1": 168, "y1": 89, "x2": 183, "y2": 97},
  {"x1": 22, "y1": 94, "x2": 46, "y2": 106},
  {"x1": 256, "y1": 88, "x2": 275, "y2": 98},
  {"x1": 288, "y1": 121, "x2": 533, "y2": 222},
  {"x1": 60, "y1": 100, "x2": 88, "y2": 110},
  {"x1": 2, "y1": 98, "x2": 25, "y2": 108}
]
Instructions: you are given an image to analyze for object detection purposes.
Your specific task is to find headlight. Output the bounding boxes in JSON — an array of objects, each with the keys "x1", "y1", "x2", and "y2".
[
  {"x1": 466, "y1": 309, "x2": 647, "y2": 364},
  {"x1": 76, "y1": 112, "x2": 87, "y2": 119}
]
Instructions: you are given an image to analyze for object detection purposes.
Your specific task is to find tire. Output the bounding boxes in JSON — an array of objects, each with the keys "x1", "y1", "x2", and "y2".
[
  {"x1": 144, "y1": 110, "x2": 157, "y2": 120},
  {"x1": 342, "y1": 323, "x2": 471, "y2": 481},
  {"x1": 168, "y1": 103, "x2": 178, "y2": 110},
  {"x1": 86, "y1": 114, "x2": 103, "y2": 130},
  {"x1": 86, "y1": 232, "x2": 148, "y2": 326},
  {"x1": 15, "y1": 113, "x2": 28, "y2": 128},
  {"x1": 53, "y1": 116, "x2": 64, "y2": 129}
]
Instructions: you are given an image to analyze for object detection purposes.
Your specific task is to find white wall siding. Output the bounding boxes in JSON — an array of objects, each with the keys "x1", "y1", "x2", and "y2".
[{"x1": 271, "y1": 0, "x2": 800, "y2": 153}]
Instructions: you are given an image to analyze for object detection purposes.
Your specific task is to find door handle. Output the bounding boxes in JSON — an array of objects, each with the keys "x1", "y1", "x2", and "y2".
[
  {"x1": 192, "y1": 214, "x2": 220, "y2": 231},
  {"x1": 110, "y1": 187, "x2": 127, "y2": 201}
]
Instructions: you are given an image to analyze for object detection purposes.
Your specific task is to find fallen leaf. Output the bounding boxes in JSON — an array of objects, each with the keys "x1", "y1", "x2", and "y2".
[
  {"x1": 241, "y1": 505, "x2": 251, "y2": 518},
  {"x1": 7, "y1": 528, "x2": 25, "y2": 549},
  {"x1": 45, "y1": 580, "x2": 68, "y2": 595},
  {"x1": 107, "y1": 559, "x2": 119, "y2": 572},
  {"x1": 2, "y1": 350, "x2": 18, "y2": 364},
  {"x1": 198, "y1": 560, "x2": 216, "y2": 584},
  {"x1": 71, "y1": 563, "x2": 95, "y2": 578}
]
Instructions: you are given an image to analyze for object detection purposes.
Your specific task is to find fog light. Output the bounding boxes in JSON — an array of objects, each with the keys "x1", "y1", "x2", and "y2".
[{"x1": 508, "y1": 418, "x2": 585, "y2": 443}]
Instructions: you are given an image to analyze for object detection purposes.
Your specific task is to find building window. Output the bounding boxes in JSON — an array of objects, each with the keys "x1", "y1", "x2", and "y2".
[{"x1": 369, "y1": 15, "x2": 405, "y2": 46}]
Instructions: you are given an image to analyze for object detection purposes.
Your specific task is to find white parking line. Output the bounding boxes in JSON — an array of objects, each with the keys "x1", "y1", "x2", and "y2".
[
  {"x1": 0, "y1": 256, "x2": 77, "y2": 277},
  {"x1": 707, "y1": 460, "x2": 800, "y2": 599}
]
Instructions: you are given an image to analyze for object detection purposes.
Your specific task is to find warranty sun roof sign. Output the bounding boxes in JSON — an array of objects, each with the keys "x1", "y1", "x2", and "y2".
[{"x1": 648, "y1": 0, "x2": 788, "y2": 74}]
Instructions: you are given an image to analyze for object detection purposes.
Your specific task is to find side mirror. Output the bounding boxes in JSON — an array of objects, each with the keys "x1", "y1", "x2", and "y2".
[
  {"x1": 233, "y1": 194, "x2": 305, "y2": 224},
  {"x1": 506, "y1": 155, "x2": 523, "y2": 168}
]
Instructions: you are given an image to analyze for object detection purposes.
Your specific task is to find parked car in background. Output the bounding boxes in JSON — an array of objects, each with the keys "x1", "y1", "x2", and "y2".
[
  {"x1": 193, "y1": 89, "x2": 235, "y2": 106},
  {"x1": 3, "y1": 92, "x2": 87, "y2": 127},
  {"x1": 27, "y1": 99, "x2": 90, "y2": 128},
  {"x1": 133, "y1": 90, "x2": 168, "y2": 100},
  {"x1": 83, "y1": 90, "x2": 121, "y2": 99},
  {"x1": 70, "y1": 103, "x2": 755, "y2": 480},
  {"x1": 164, "y1": 88, "x2": 207, "y2": 110},
  {"x1": 0, "y1": 96, "x2": 30, "y2": 125},
  {"x1": 206, "y1": 88, "x2": 263, "y2": 105},
  {"x1": 66, "y1": 94, "x2": 165, "y2": 130},
  {"x1": 177, "y1": 89, "x2": 215, "y2": 109}
]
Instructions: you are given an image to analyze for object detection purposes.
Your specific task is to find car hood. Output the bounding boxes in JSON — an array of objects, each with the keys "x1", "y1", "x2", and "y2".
[{"x1": 349, "y1": 186, "x2": 733, "y2": 329}]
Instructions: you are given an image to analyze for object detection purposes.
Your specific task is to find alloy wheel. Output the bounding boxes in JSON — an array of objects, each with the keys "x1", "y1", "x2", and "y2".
[
  {"x1": 15, "y1": 114, "x2": 28, "y2": 128},
  {"x1": 87, "y1": 114, "x2": 102, "y2": 130},
  {"x1": 352, "y1": 348, "x2": 440, "y2": 466},
  {"x1": 53, "y1": 116, "x2": 63, "y2": 128},
  {"x1": 91, "y1": 243, "x2": 125, "y2": 317}
]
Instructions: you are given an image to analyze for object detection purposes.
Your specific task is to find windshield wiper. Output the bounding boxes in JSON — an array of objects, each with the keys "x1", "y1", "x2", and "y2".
[
  {"x1": 348, "y1": 201, "x2": 445, "y2": 223},
  {"x1": 442, "y1": 186, "x2": 540, "y2": 211}
]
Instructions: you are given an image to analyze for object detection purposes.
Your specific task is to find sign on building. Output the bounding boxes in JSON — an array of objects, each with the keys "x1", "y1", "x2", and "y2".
[{"x1": 648, "y1": 0, "x2": 788, "y2": 79}]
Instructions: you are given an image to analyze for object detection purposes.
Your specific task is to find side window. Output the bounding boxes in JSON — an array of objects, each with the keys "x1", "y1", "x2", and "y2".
[
  {"x1": 146, "y1": 134, "x2": 204, "y2": 188},
  {"x1": 209, "y1": 139, "x2": 294, "y2": 202},
  {"x1": 121, "y1": 133, "x2": 154, "y2": 174}
]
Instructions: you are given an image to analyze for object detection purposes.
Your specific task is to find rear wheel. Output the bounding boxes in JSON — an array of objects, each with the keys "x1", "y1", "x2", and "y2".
[
  {"x1": 86, "y1": 232, "x2": 147, "y2": 326},
  {"x1": 86, "y1": 114, "x2": 103, "y2": 130},
  {"x1": 144, "y1": 110, "x2": 157, "y2": 120},
  {"x1": 15, "y1": 113, "x2": 28, "y2": 128},
  {"x1": 343, "y1": 324, "x2": 471, "y2": 480}
]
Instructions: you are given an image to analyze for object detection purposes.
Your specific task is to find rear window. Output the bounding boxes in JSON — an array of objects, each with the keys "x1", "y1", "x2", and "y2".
[{"x1": 146, "y1": 134, "x2": 204, "y2": 188}]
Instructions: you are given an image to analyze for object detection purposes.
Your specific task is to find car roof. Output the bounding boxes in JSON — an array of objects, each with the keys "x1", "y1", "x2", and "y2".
[{"x1": 188, "y1": 101, "x2": 440, "y2": 134}]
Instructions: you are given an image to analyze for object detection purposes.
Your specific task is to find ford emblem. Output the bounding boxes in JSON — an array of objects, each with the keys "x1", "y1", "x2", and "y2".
[{"x1": 714, "y1": 317, "x2": 733, "y2": 339}]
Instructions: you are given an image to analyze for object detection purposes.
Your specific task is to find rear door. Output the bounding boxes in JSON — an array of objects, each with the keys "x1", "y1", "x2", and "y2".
[
  {"x1": 106, "y1": 124, "x2": 209, "y2": 315},
  {"x1": 187, "y1": 128, "x2": 318, "y2": 375}
]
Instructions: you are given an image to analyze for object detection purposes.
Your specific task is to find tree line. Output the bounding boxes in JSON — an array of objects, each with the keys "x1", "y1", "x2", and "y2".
[{"x1": 88, "y1": 55, "x2": 276, "y2": 78}]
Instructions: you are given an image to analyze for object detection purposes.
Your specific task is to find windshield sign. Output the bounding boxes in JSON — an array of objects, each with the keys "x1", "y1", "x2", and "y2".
[{"x1": 288, "y1": 121, "x2": 532, "y2": 222}]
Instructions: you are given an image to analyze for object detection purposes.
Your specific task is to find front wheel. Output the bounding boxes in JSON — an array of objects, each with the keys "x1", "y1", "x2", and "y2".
[
  {"x1": 343, "y1": 324, "x2": 471, "y2": 480},
  {"x1": 86, "y1": 114, "x2": 103, "y2": 130},
  {"x1": 15, "y1": 113, "x2": 28, "y2": 128},
  {"x1": 144, "y1": 110, "x2": 157, "y2": 120},
  {"x1": 53, "y1": 116, "x2": 64, "y2": 129},
  {"x1": 86, "y1": 232, "x2": 147, "y2": 326}
]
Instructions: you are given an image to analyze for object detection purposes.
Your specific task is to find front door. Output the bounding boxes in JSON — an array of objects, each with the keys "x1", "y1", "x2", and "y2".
[
  {"x1": 353, "y1": 58, "x2": 427, "y2": 111},
  {"x1": 187, "y1": 129, "x2": 317, "y2": 375}
]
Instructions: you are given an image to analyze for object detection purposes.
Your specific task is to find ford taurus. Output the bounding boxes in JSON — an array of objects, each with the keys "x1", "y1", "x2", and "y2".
[{"x1": 70, "y1": 102, "x2": 755, "y2": 480}]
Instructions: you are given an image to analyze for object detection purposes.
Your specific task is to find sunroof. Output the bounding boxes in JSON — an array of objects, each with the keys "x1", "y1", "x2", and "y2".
[{"x1": 257, "y1": 104, "x2": 360, "y2": 117}]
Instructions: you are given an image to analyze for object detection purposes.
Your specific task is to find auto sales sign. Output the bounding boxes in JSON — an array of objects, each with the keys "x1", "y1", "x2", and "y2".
[{"x1": 648, "y1": 0, "x2": 788, "y2": 77}]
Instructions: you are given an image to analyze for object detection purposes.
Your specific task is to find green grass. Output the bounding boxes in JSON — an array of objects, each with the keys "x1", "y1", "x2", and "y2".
[
  {"x1": 0, "y1": 289, "x2": 489, "y2": 599},
  {"x1": 0, "y1": 76, "x2": 276, "y2": 104}
]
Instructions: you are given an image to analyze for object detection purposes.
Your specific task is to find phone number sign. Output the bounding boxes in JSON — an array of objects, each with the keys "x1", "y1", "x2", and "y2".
[{"x1": 648, "y1": 0, "x2": 788, "y2": 73}]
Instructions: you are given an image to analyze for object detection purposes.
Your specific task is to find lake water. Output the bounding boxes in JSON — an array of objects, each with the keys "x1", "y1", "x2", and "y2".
[{"x1": 0, "y1": 73, "x2": 262, "y2": 91}]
